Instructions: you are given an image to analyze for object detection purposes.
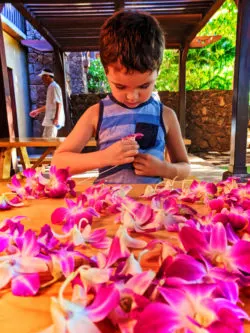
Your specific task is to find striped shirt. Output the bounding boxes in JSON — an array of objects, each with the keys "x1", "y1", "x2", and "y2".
[{"x1": 95, "y1": 94, "x2": 166, "y2": 183}]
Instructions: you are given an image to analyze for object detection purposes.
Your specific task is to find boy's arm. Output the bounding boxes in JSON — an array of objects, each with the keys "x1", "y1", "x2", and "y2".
[
  {"x1": 162, "y1": 105, "x2": 190, "y2": 179},
  {"x1": 52, "y1": 103, "x2": 139, "y2": 175},
  {"x1": 133, "y1": 105, "x2": 190, "y2": 180}
]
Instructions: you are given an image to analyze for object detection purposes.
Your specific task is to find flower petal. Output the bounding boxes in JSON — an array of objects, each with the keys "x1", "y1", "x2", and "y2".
[{"x1": 11, "y1": 273, "x2": 40, "y2": 296}]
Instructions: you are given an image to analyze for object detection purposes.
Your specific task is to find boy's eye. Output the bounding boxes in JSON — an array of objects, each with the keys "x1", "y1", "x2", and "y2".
[
  {"x1": 115, "y1": 85, "x2": 125, "y2": 90},
  {"x1": 139, "y1": 84, "x2": 150, "y2": 89}
]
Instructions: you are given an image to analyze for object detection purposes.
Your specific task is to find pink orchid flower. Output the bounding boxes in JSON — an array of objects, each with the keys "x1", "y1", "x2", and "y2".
[
  {"x1": 22, "y1": 168, "x2": 46, "y2": 198},
  {"x1": 0, "y1": 193, "x2": 24, "y2": 210},
  {"x1": 135, "y1": 283, "x2": 248, "y2": 332},
  {"x1": 0, "y1": 229, "x2": 48, "y2": 296},
  {"x1": 41, "y1": 166, "x2": 76, "y2": 198},
  {"x1": 82, "y1": 183, "x2": 132, "y2": 214},
  {"x1": 180, "y1": 180, "x2": 217, "y2": 203},
  {"x1": 51, "y1": 223, "x2": 111, "y2": 249},
  {"x1": 0, "y1": 218, "x2": 24, "y2": 253},
  {"x1": 7, "y1": 174, "x2": 28, "y2": 198},
  {"x1": 120, "y1": 197, "x2": 158, "y2": 232},
  {"x1": 212, "y1": 206, "x2": 250, "y2": 231},
  {"x1": 51, "y1": 195, "x2": 99, "y2": 232},
  {"x1": 41, "y1": 282, "x2": 119, "y2": 333},
  {"x1": 122, "y1": 133, "x2": 144, "y2": 141},
  {"x1": 109, "y1": 270, "x2": 155, "y2": 333},
  {"x1": 180, "y1": 222, "x2": 250, "y2": 275},
  {"x1": 97, "y1": 226, "x2": 147, "y2": 271}
]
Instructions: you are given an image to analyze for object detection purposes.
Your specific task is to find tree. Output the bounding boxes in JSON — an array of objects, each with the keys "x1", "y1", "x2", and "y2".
[{"x1": 156, "y1": 0, "x2": 237, "y2": 91}]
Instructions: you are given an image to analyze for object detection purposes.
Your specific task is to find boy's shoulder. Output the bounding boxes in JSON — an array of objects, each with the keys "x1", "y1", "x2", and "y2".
[
  {"x1": 162, "y1": 104, "x2": 177, "y2": 115},
  {"x1": 162, "y1": 104, "x2": 178, "y2": 122}
]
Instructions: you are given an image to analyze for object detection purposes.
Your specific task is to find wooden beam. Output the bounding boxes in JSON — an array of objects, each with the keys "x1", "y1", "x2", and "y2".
[
  {"x1": 12, "y1": 4, "x2": 62, "y2": 51},
  {"x1": 185, "y1": 0, "x2": 226, "y2": 45},
  {"x1": 178, "y1": 45, "x2": 189, "y2": 137},
  {"x1": 22, "y1": 0, "x2": 112, "y2": 3},
  {"x1": 223, "y1": 0, "x2": 250, "y2": 180},
  {"x1": 0, "y1": 16, "x2": 15, "y2": 139},
  {"x1": 40, "y1": 13, "x2": 202, "y2": 28}
]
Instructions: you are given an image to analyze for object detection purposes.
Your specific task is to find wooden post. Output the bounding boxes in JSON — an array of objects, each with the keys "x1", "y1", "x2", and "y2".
[
  {"x1": 223, "y1": 0, "x2": 250, "y2": 180},
  {"x1": 0, "y1": 12, "x2": 14, "y2": 139},
  {"x1": 178, "y1": 45, "x2": 189, "y2": 137},
  {"x1": 54, "y1": 48, "x2": 72, "y2": 135}
]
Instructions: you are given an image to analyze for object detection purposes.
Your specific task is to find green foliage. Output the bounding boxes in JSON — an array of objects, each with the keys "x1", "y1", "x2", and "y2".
[
  {"x1": 87, "y1": 59, "x2": 110, "y2": 93},
  {"x1": 156, "y1": 0, "x2": 237, "y2": 91},
  {"x1": 156, "y1": 50, "x2": 179, "y2": 91}
]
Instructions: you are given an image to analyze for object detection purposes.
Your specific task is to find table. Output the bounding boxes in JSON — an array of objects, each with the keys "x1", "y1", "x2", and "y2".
[
  {"x1": 0, "y1": 181, "x2": 249, "y2": 333},
  {"x1": 0, "y1": 137, "x2": 97, "y2": 179}
]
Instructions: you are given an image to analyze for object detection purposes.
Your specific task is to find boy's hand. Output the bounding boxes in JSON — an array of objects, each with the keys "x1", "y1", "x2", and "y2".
[
  {"x1": 105, "y1": 139, "x2": 139, "y2": 166},
  {"x1": 133, "y1": 153, "x2": 163, "y2": 176}
]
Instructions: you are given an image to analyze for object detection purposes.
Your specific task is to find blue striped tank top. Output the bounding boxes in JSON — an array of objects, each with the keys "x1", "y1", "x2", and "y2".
[{"x1": 95, "y1": 94, "x2": 166, "y2": 184}]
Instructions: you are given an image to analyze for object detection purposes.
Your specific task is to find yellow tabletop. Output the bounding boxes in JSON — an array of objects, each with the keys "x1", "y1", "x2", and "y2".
[
  {"x1": 0, "y1": 137, "x2": 97, "y2": 148},
  {"x1": 0, "y1": 181, "x2": 249, "y2": 333}
]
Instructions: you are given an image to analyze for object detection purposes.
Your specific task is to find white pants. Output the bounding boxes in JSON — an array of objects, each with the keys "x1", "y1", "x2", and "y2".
[{"x1": 42, "y1": 126, "x2": 58, "y2": 138}]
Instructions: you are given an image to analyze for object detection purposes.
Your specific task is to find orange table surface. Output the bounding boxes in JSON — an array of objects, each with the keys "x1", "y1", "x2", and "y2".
[{"x1": 0, "y1": 181, "x2": 250, "y2": 333}]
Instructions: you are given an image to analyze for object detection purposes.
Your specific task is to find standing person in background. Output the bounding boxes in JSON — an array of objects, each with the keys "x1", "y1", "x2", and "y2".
[
  {"x1": 30, "y1": 68, "x2": 65, "y2": 138},
  {"x1": 52, "y1": 10, "x2": 190, "y2": 183}
]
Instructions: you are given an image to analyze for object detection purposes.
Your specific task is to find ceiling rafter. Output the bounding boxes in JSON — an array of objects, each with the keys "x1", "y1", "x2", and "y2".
[{"x1": 12, "y1": 1, "x2": 226, "y2": 52}]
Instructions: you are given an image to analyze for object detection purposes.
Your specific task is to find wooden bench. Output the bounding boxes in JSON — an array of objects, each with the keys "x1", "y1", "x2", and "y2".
[{"x1": 0, "y1": 137, "x2": 96, "y2": 179}]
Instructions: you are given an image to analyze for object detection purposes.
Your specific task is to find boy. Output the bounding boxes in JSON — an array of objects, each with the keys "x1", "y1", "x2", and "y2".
[
  {"x1": 52, "y1": 10, "x2": 190, "y2": 183},
  {"x1": 30, "y1": 69, "x2": 65, "y2": 138}
]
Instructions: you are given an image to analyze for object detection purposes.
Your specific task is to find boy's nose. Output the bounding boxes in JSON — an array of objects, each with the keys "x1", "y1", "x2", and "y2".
[{"x1": 126, "y1": 91, "x2": 139, "y2": 102}]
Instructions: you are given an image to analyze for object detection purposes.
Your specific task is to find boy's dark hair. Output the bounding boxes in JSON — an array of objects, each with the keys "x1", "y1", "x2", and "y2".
[{"x1": 100, "y1": 10, "x2": 165, "y2": 73}]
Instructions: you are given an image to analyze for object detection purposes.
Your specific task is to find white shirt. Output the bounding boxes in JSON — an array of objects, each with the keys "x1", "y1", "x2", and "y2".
[{"x1": 42, "y1": 81, "x2": 65, "y2": 127}]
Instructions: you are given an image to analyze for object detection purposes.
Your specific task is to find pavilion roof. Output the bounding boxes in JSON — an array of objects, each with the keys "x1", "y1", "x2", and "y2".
[{"x1": 13, "y1": 0, "x2": 225, "y2": 51}]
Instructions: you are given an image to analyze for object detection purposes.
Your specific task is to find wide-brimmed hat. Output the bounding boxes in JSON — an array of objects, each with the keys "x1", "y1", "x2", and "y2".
[{"x1": 38, "y1": 70, "x2": 54, "y2": 77}]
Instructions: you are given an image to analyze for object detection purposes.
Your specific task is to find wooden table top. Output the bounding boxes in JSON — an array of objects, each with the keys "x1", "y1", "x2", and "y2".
[
  {"x1": 0, "y1": 137, "x2": 190, "y2": 149},
  {"x1": 0, "y1": 137, "x2": 66, "y2": 148},
  {"x1": 0, "y1": 181, "x2": 249, "y2": 333},
  {"x1": 0, "y1": 137, "x2": 97, "y2": 148}
]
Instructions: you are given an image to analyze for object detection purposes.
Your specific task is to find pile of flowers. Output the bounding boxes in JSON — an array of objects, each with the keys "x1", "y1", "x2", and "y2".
[
  {"x1": 1, "y1": 170, "x2": 250, "y2": 332},
  {"x1": 0, "y1": 167, "x2": 76, "y2": 211}
]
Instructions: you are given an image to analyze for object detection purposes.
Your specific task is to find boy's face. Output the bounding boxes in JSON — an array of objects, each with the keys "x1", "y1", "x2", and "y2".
[{"x1": 106, "y1": 63, "x2": 158, "y2": 108}]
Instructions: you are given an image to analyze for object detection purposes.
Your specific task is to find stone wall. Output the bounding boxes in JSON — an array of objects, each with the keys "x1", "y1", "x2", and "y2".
[
  {"x1": 186, "y1": 90, "x2": 232, "y2": 152},
  {"x1": 70, "y1": 90, "x2": 233, "y2": 152},
  {"x1": 70, "y1": 93, "x2": 107, "y2": 126},
  {"x1": 159, "y1": 90, "x2": 232, "y2": 152},
  {"x1": 26, "y1": 22, "x2": 54, "y2": 136},
  {"x1": 26, "y1": 23, "x2": 88, "y2": 135}
]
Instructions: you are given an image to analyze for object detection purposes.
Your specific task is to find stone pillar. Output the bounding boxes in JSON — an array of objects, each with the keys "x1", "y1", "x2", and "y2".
[{"x1": 67, "y1": 52, "x2": 88, "y2": 94}]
